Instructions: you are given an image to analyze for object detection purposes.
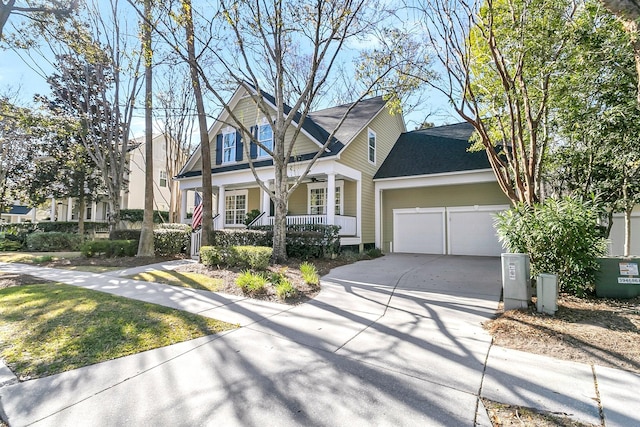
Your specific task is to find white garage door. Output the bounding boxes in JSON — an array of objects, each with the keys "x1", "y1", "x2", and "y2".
[
  {"x1": 393, "y1": 205, "x2": 508, "y2": 256},
  {"x1": 393, "y1": 208, "x2": 446, "y2": 254},
  {"x1": 448, "y1": 206, "x2": 508, "y2": 256}
]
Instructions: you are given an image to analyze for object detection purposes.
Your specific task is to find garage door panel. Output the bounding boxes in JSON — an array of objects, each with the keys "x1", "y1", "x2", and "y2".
[
  {"x1": 393, "y1": 208, "x2": 445, "y2": 254},
  {"x1": 448, "y1": 207, "x2": 506, "y2": 256}
]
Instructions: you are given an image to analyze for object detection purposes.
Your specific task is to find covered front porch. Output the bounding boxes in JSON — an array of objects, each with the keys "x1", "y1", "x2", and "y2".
[{"x1": 179, "y1": 162, "x2": 362, "y2": 244}]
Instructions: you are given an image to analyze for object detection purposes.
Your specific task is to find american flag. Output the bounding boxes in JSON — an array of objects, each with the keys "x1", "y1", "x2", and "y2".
[{"x1": 192, "y1": 192, "x2": 203, "y2": 229}]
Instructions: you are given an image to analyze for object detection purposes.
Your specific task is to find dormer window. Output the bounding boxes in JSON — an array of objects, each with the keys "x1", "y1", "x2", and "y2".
[{"x1": 222, "y1": 128, "x2": 236, "y2": 163}]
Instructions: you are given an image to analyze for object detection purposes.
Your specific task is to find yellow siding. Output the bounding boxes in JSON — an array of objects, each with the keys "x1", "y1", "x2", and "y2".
[
  {"x1": 247, "y1": 187, "x2": 260, "y2": 212},
  {"x1": 343, "y1": 180, "x2": 356, "y2": 217},
  {"x1": 288, "y1": 185, "x2": 307, "y2": 215},
  {"x1": 380, "y1": 182, "x2": 511, "y2": 252},
  {"x1": 339, "y1": 107, "x2": 405, "y2": 244}
]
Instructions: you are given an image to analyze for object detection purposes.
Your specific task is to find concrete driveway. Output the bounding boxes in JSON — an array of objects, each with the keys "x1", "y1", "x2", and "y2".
[{"x1": 1, "y1": 254, "x2": 505, "y2": 426}]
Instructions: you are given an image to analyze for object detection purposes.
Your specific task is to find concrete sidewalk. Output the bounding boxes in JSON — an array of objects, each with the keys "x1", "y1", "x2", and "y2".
[{"x1": 0, "y1": 255, "x2": 638, "y2": 426}]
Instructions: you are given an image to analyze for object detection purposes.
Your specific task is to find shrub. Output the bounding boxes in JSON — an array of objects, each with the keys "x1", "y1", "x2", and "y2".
[
  {"x1": 200, "y1": 246, "x2": 227, "y2": 266},
  {"x1": 366, "y1": 247, "x2": 383, "y2": 259},
  {"x1": 299, "y1": 262, "x2": 319, "y2": 286},
  {"x1": 210, "y1": 229, "x2": 271, "y2": 247},
  {"x1": 110, "y1": 229, "x2": 141, "y2": 242},
  {"x1": 26, "y1": 232, "x2": 83, "y2": 252},
  {"x1": 251, "y1": 224, "x2": 340, "y2": 258},
  {"x1": 32, "y1": 255, "x2": 53, "y2": 263},
  {"x1": 36, "y1": 222, "x2": 106, "y2": 234},
  {"x1": 244, "y1": 209, "x2": 262, "y2": 226},
  {"x1": 153, "y1": 227, "x2": 190, "y2": 256},
  {"x1": 0, "y1": 239, "x2": 23, "y2": 251},
  {"x1": 120, "y1": 209, "x2": 169, "y2": 223},
  {"x1": 275, "y1": 278, "x2": 297, "y2": 300},
  {"x1": 230, "y1": 246, "x2": 272, "y2": 270},
  {"x1": 495, "y1": 196, "x2": 608, "y2": 296},
  {"x1": 235, "y1": 270, "x2": 268, "y2": 294},
  {"x1": 81, "y1": 240, "x2": 137, "y2": 257}
]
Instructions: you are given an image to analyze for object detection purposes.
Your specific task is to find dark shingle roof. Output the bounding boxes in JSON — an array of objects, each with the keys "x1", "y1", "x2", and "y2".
[
  {"x1": 374, "y1": 122, "x2": 491, "y2": 179},
  {"x1": 8, "y1": 205, "x2": 31, "y2": 215}
]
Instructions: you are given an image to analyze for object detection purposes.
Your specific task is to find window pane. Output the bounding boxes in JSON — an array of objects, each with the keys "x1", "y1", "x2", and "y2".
[
  {"x1": 259, "y1": 124, "x2": 273, "y2": 157},
  {"x1": 223, "y1": 132, "x2": 236, "y2": 163},
  {"x1": 335, "y1": 187, "x2": 341, "y2": 215}
]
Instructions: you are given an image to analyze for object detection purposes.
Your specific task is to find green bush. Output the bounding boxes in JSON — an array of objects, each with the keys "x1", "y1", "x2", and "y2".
[
  {"x1": 81, "y1": 240, "x2": 137, "y2": 258},
  {"x1": 251, "y1": 224, "x2": 341, "y2": 258},
  {"x1": 120, "y1": 209, "x2": 169, "y2": 223},
  {"x1": 36, "y1": 222, "x2": 106, "y2": 234},
  {"x1": 32, "y1": 255, "x2": 53, "y2": 263},
  {"x1": 210, "y1": 229, "x2": 271, "y2": 247},
  {"x1": 0, "y1": 239, "x2": 23, "y2": 251},
  {"x1": 26, "y1": 232, "x2": 83, "y2": 252},
  {"x1": 200, "y1": 246, "x2": 226, "y2": 266},
  {"x1": 275, "y1": 278, "x2": 297, "y2": 300},
  {"x1": 299, "y1": 261, "x2": 319, "y2": 286},
  {"x1": 495, "y1": 196, "x2": 608, "y2": 296},
  {"x1": 153, "y1": 228, "x2": 190, "y2": 256},
  {"x1": 235, "y1": 270, "x2": 268, "y2": 294},
  {"x1": 229, "y1": 246, "x2": 272, "y2": 270},
  {"x1": 109, "y1": 229, "x2": 141, "y2": 242},
  {"x1": 366, "y1": 247, "x2": 383, "y2": 259}
]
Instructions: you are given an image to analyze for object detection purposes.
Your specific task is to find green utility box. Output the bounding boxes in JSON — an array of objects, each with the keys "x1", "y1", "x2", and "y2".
[{"x1": 595, "y1": 257, "x2": 640, "y2": 298}]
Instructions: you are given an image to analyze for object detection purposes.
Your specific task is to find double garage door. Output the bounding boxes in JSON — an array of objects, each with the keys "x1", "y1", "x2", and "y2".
[{"x1": 392, "y1": 205, "x2": 509, "y2": 256}]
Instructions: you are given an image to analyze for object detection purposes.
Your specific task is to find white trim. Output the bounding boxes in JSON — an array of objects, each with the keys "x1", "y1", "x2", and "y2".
[
  {"x1": 367, "y1": 128, "x2": 377, "y2": 165},
  {"x1": 375, "y1": 169, "x2": 496, "y2": 190},
  {"x1": 374, "y1": 187, "x2": 382, "y2": 249}
]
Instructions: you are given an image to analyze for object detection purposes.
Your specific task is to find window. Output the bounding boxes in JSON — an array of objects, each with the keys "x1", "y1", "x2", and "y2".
[
  {"x1": 368, "y1": 129, "x2": 376, "y2": 164},
  {"x1": 86, "y1": 206, "x2": 92, "y2": 220},
  {"x1": 307, "y1": 181, "x2": 344, "y2": 215},
  {"x1": 309, "y1": 187, "x2": 326, "y2": 215},
  {"x1": 225, "y1": 191, "x2": 247, "y2": 226},
  {"x1": 222, "y1": 130, "x2": 236, "y2": 163},
  {"x1": 258, "y1": 123, "x2": 273, "y2": 158},
  {"x1": 159, "y1": 170, "x2": 167, "y2": 187}
]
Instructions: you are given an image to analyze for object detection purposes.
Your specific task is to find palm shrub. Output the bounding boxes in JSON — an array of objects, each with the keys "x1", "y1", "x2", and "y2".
[
  {"x1": 495, "y1": 196, "x2": 607, "y2": 296},
  {"x1": 235, "y1": 270, "x2": 268, "y2": 295},
  {"x1": 275, "y1": 278, "x2": 297, "y2": 300}
]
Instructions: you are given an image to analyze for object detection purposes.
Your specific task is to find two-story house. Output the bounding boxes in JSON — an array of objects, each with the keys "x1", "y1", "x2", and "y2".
[{"x1": 176, "y1": 85, "x2": 405, "y2": 251}]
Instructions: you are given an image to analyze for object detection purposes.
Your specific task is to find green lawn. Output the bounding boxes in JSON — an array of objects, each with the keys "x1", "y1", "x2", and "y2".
[
  {"x1": 60, "y1": 265, "x2": 123, "y2": 273},
  {"x1": 0, "y1": 281, "x2": 236, "y2": 379},
  {"x1": 128, "y1": 270, "x2": 224, "y2": 293},
  {"x1": 0, "y1": 252, "x2": 82, "y2": 264}
]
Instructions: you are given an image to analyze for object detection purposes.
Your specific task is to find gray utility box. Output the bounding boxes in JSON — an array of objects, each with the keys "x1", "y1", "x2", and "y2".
[
  {"x1": 501, "y1": 253, "x2": 531, "y2": 310},
  {"x1": 536, "y1": 273, "x2": 558, "y2": 315}
]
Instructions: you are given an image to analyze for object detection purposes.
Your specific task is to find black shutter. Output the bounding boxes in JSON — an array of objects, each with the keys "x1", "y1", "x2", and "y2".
[
  {"x1": 249, "y1": 126, "x2": 258, "y2": 159},
  {"x1": 215, "y1": 134, "x2": 222, "y2": 165},
  {"x1": 235, "y1": 130, "x2": 243, "y2": 161}
]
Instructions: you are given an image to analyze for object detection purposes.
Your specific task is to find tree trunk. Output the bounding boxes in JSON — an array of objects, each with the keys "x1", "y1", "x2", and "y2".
[
  {"x1": 625, "y1": 206, "x2": 632, "y2": 257},
  {"x1": 138, "y1": 0, "x2": 155, "y2": 257},
  {"x1": 183, "y1": 0, "x2": 212, "y2": 246},
  {"x1": 77, "y1": 192, "x2": 85, "y2": 237},
  {"x1": 271, "y1": 165, "x2": 288, "y2": 263}
]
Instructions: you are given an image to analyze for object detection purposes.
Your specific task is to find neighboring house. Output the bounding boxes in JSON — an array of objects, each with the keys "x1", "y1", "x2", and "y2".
[
  {"x1": 373, "y1": 123, "x2": 511, "y2": 256},
  {"x1": 176, "y1": 85, "x2": 406, "y2": 249},
  {"x1": 49, "y1": 134, "x2": 173, "y2": 223},
  {"x1": 0, "y1": 205, "x2": 34, "y2": 223}
]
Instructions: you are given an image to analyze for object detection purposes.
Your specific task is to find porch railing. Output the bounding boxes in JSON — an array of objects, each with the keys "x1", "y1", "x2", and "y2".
[
  {"x1": 259, "y1": 214, "x2": 356, "y2": 236},
  {"x1": 190, "y1": 213, "x2": 220, "y2": 258}
]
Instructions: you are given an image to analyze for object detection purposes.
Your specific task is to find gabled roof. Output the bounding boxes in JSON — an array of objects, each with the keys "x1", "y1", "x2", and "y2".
[
  {"x1": 374, "y1": 122, "x2": 491, "y2": 180},
  {"x1": 177, "y1": 86, "x2": 391, "y2": 179}
]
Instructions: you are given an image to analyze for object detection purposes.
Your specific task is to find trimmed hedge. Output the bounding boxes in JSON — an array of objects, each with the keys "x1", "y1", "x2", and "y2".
[
  {"x1": 36, "y1": 222, "x2": 108, "y2": 233},
  {"x1": 81, "y1": 240, "x2": 138, "y2": 257},
  {"x1": 120, "y1": 209, "x2": 169, "y2": 223},
  {"x1": 200, "y1": 245, "x2": 272, "y2": 269},
  {"x1": 26, "y1": 232, "x2": 84, "y2": 251},
  {"x1": 110, "y1": 229, "x2": 142, "y2": 241},
  {"x1": 212, "y1": 224, "x2": 340, "y2": 259},
  {"x1": 154, "y1": 227, "x2": 190, "y2": 256}
]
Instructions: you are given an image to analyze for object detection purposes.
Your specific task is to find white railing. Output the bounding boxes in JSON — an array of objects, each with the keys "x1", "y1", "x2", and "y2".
[
  {"x1": 191, "y1": 228, "x2": 202, "y2": 258},
  {"x1": 263, "y1": 214, "x2": 357, "y2": 236}
]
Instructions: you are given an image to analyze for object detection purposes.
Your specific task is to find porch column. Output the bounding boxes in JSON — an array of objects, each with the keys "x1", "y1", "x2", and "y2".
[
  {"x1": 180, "y1": 190, "x2": 188, "y2": 224},
  {"x1": 50, "y1": 197, "x2": 56, "y2": 221},
  {"x1": 91, "y1": 202, "x2": 97, "y2": 221},
  {"x1": 326, "y1": 173, "x2": 336, "y2": 225},
  {"x1": 66, "y1": 197, "x2": 73, "y2": 221},
  {"x1": 31, "y1": 206, "x2": 37, "y2": 222},
  {"x1": 217, "y1": 185, "x2": 225, "y2": 229},
  {"x1": 262, "y1": 180, "x2": 271, "y2": 215}
]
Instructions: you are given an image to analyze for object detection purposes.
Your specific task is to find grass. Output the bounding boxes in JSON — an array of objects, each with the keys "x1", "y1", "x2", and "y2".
[
  {"x1": 0, "y1": 251, "x2": 82, "y2": 263},
  {"x1": 128, "y1": 270, "x2": 224, "y2": 292},
  {"x1": 0, "y1": 281, "x2": 236, "y2": 379}
]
